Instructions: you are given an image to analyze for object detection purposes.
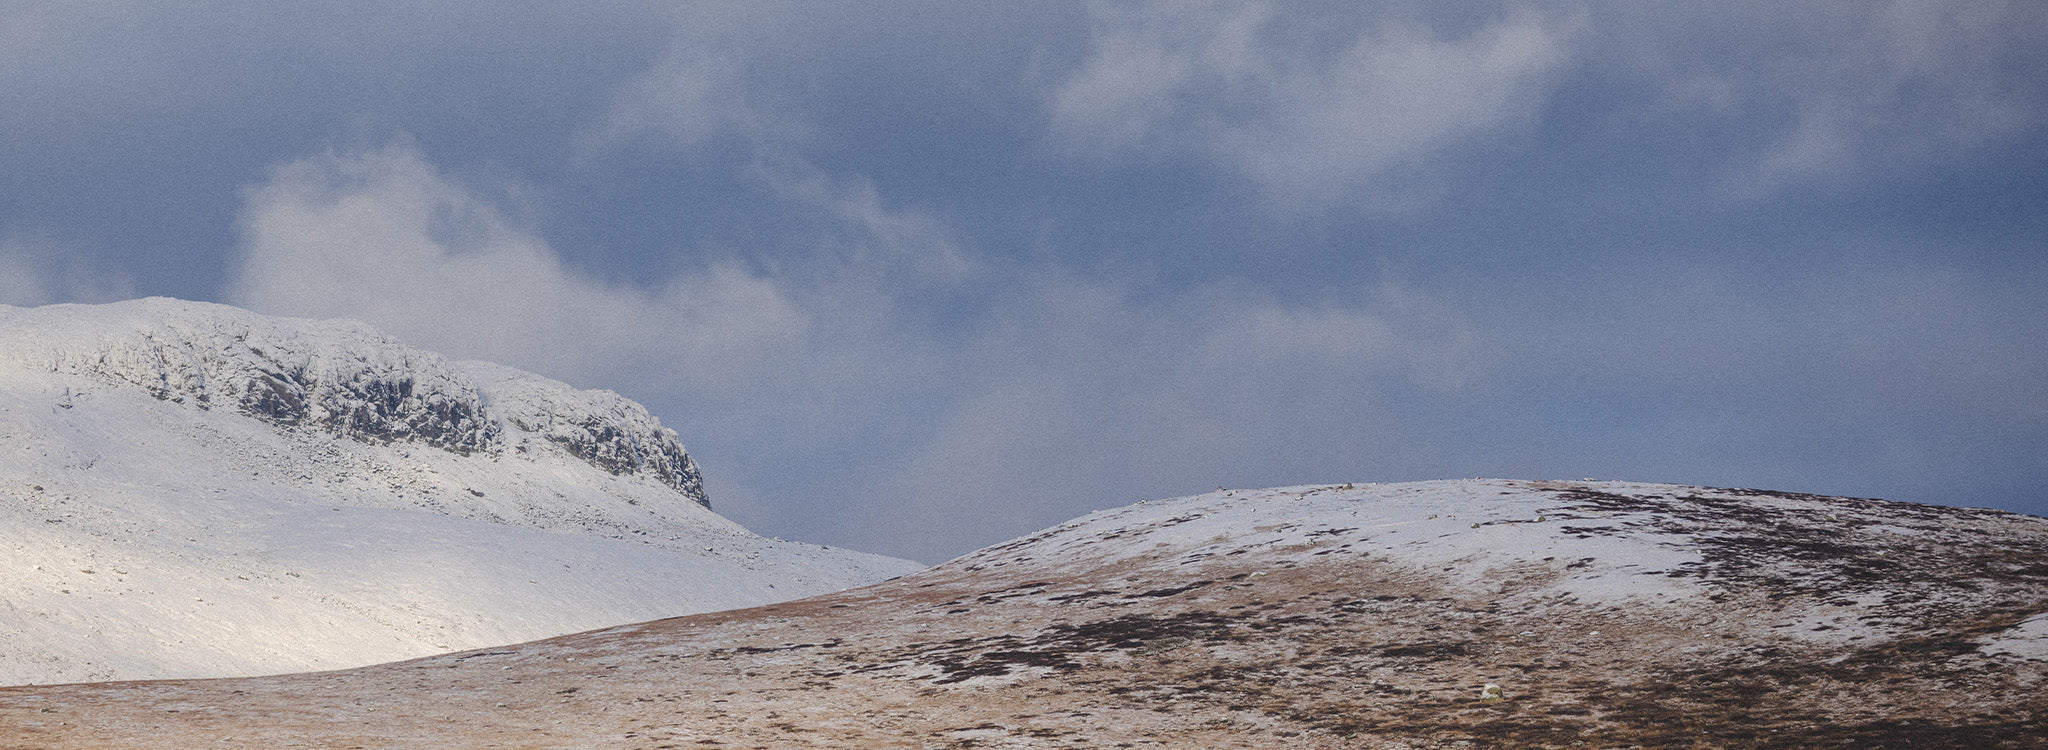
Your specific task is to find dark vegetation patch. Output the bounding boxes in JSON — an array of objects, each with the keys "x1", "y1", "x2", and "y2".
[
  {"x1": 1188, "y1": 619, "x2": 2048, "y2": 750},
  {"x1": 1542, "y1": 487, "x2": 2048, "y2": 605},
  {"x1": 878, "y1": 610, "x2": 1246, "y2": 685},
  {"x1": 1132, "y1": 581, "x2": 1212, "y2": 598},
  {"x1": 875, "y1": 487, "x2": 2048, "y2": 746},
  {"x1": 1045, "y1": 590, "x2": 1116, "y2": 604},
  {"x1": 28, "y1": 481, "x2": 2043, "y2": 748},
  {"x1": 729, "y1": 639, "x2": 840, "y2": 656},
  {"x1": 1375, "y1": 642, "x2": 1469, "y2": 659}
]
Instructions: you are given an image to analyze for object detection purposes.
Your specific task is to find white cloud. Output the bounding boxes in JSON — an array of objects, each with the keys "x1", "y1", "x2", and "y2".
[
  {"x1": 1598, "y1": 0, "x2": 2048, "y2": 188},
  {"x1": 229, "y1": 142, "x2": 808, "y2": 395},
  {"x1": 573, "y1": 2, "x2": 980, "y2": 286},
  {"x1": 1047, "y1": 0, "x2": 1274, "y2": 152},
  {"x1": 745, "y1": 153, "x2": 978, "y2": 283},
  {"x1": 224, "y1": 140, "x2": 989, "y2": 529},
  {"x1": 1755, "y1": 1, "x2": 2042, "y2": 184},
  {"x1": 1048, "y1": 1, "x2": 1573, "y2": 205},
  {"x1": 0, "y1": 235, "x2": 135, "y2": 308},
  {"x1": 1047, "y1": 0, "x2": 2046, "y2": 198},
  {"x1": 577, "y1": 45, "x2": 761, "y2": 156},
  {"x1": 0, "y1": 241, "x2": 56, "y2": 307},
  {"x1": 571, "y1": 1, "x2": 819, "y2": 158},
  {"x1": 225, "y1": 140, "x2": 1479, "y2": 562},
  {"x1": 835, "y1": 275, "x2": 1475, "y2": 562}
]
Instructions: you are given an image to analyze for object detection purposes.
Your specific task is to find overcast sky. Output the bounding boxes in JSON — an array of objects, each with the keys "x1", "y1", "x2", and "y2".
[{"x1": 4, "y1": 1, "x2": 2044, "y2": 563}]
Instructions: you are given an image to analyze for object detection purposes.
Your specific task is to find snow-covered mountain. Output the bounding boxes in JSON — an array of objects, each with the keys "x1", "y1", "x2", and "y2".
[
  {"x1": 4, "y1": 480, "x2": 2042, "y2": 747},
  {"x1": 0, "y1": 298, "x2": 919, "y2": 685}
]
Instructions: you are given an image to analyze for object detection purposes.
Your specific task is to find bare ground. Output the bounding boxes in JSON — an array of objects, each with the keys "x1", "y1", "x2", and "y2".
[{"x1": 3, "y1": 481, "x2": 2046, "y2": 748}]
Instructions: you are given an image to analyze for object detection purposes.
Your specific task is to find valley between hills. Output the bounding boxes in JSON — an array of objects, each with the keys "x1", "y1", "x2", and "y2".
[{"x1": 3, "y1": 300, "x2": 2044, "y2": 748}]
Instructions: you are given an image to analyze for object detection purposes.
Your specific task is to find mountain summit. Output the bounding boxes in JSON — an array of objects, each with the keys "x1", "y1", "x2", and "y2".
[
  {"x1": 3, "y1": 297, "x2": 703, "y2": 503},
  {"x1": 0, "y1": 298, "x2": 918, "y2": 685}
]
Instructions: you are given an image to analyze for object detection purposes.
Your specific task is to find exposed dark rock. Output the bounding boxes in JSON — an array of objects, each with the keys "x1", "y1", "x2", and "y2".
[{"x1": 9, "y1": 298, "x2": 707, "y2": 505}]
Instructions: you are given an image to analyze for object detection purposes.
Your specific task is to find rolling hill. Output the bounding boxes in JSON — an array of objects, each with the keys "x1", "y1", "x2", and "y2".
[
  {"x1": 0, "y1": 298, "x2": 918, "y2": 685},
  {"x1": 4, "y1": 479, "x2": 2043, "y2": 747}
]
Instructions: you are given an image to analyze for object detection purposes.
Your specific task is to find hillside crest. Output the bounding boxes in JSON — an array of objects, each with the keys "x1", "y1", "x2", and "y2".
[{"x1": 0, "y1": 297, "x2": 705, "y2": 505}]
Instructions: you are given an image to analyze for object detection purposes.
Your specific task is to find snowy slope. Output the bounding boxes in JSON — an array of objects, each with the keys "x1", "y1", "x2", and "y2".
[
  {"x1": 3, "y1": 479, "x2": 2042, "y2": 747},
  {"x1": 0, "y1": 298, "x2": 919, "y2": 685}
]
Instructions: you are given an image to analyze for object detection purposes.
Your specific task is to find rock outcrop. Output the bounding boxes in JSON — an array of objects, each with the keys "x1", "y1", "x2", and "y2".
[
  {"x1": 1, "y1": 297, "x2": 705, "y2": 504},
  {"x1": 0, "y1": 298, "x2": 917, "y2": 685}
]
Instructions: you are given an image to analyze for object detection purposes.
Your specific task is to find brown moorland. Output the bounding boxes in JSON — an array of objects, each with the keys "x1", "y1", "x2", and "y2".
[{"x1": 4, "y1": 479, "x2": 2046, "y2": 749}]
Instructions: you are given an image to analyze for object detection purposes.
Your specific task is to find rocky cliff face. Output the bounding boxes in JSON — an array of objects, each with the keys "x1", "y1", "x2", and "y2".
[
  {"x1": 1, "y1": 297, "x2": 705, "y2": 505},
  {"x1": 0, "y1": 298, "x2": 915, "y2": 686},
  {"x1": 465, "y1": 361, "x2": 706, "y2": 506}
]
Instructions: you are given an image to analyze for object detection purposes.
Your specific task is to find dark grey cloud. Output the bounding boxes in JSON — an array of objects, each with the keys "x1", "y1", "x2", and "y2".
[{"x1": 2, "y1": 1, "x2": 2043, "y2": 561}]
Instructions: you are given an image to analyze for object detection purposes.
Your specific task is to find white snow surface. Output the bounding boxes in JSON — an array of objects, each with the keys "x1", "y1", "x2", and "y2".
[
  {"x1": 1980, "y1": 612, "x2": 2048, "y2": 662},
  {"x1": 951, "y1": 480, "x2": 1707, "y2": 605},
  {"x1": 943, "y1": 478, "x2": 2048, "y2": 653},
  {"x1": 0, "y1": 299, "x2": 920, "y2": 686}
]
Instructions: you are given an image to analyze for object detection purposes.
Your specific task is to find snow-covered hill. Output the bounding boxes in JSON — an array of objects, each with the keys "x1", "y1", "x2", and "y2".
[
  {"x1": 4, "y1": 480, "x2": 2042, "y2": 747},
  {"x1": 0, "y1": 298, "x2": 919, "y2": 685}
]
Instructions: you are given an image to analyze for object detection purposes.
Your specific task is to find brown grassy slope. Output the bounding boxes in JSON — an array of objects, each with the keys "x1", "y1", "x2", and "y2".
[{"x1": 3, "y1": 480, "x2": 2046, "y2": 749}]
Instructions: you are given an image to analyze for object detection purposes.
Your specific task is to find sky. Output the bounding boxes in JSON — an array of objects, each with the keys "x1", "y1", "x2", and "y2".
[{"x1": 3, "y1": 1, "x2": 2044, "y2": 563}]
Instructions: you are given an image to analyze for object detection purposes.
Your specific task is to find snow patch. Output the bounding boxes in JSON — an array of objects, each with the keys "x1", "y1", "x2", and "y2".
[
  {"x1": 0, "y1": 299, "x2": 920, "y2": 686},
  {"x1": 0, "y1": 298, "x2": 705, "y2": 504},
  {"x1": 1980, "y1": 612, "x2": 2048, "y2": 661}
]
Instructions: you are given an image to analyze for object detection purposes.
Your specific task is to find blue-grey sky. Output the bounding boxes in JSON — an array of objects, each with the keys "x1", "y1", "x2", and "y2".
[{"x1": 4, "y1": 1, "x2": 2044, "y2": 563}]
